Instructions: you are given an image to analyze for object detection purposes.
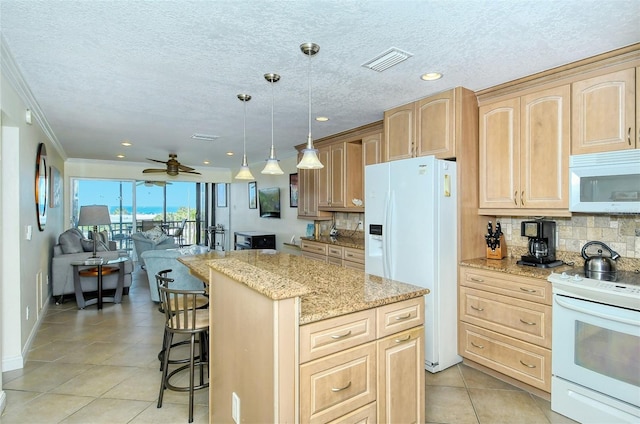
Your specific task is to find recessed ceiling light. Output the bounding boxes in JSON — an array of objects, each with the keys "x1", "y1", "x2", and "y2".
[
  {"x1": 203, "y1": 160, "x2": 210, "y2": 165},
  {"x1": 121, "y1": 141, "x2": 132, "y2": 147},
  {"x1": 420, "y1": 72, "x2": 443, "y2": 81},
  {"x1": 116, "y1": 154, "x2": 125, "y2": 158},
  {"x1": 226, "y1": 152, "x2": 234, "y2": 156},
  {"x1": 315, "y1": 116, "x2": 329, "y2": 122}
]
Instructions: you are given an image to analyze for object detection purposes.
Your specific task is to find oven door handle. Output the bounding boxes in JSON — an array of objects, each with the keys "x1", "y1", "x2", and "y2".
[{"x1": 555, "y1": 295, "x2": 639, "y2": 326}]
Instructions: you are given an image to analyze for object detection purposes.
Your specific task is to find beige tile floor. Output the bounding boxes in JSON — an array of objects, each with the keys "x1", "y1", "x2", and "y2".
[{"x1": 2, "y1": 266, "x2": 577, "y2": 423}]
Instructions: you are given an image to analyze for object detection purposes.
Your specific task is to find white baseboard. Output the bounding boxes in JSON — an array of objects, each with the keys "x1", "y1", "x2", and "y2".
[{"x1": 2, "y1": 295, "x2": 50, "y2": 371}]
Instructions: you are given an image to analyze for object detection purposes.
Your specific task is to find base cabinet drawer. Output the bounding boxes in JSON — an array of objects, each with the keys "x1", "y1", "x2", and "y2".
[
  {"x1": 303, "y1": 251, "x2": 329, "y2": 263},
  {"x1": 300, "y1": 343, "x2": 377, "y2": 424},
  {"x1": 459, "y1": 322, "x2": 551, "y2": 392},
  {"x1": 460, "y1": 286, "x2": 551, "y2": 348},
  {"x1": 328, "y1": 402, "x2": 376, "y2": 424}
]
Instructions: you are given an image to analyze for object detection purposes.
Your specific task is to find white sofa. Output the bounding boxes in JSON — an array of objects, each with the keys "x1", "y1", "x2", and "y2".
[{"x1": 52, "y1": 228, "x2": 133, "y2": 299}]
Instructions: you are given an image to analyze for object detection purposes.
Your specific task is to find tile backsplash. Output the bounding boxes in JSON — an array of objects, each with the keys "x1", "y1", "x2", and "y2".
[{"x1": 497, "y1": 214, "x2": 640, "y2": 270}]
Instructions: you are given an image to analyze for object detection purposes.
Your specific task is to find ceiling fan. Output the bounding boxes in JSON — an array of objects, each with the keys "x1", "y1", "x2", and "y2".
[
  {"x1": 136, "y1": 180, "x2": 172, "y2": 187},
  {"x1": 143, "y1": 154, "x2": 201, "y2": 176}
]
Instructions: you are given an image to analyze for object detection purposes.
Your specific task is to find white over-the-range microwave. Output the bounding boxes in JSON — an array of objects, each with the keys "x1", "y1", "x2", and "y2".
[{"x1": 569, "y1": 150, "x2": 640, "y2": 214}]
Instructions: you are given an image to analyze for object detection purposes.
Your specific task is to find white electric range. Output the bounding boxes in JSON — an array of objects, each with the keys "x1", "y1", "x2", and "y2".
[{"x1": 548, "y1": 268, "x2": 640, "y2": 423}]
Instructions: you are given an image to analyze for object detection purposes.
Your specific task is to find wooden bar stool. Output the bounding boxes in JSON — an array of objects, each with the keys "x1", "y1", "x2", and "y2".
[{"x1": 157, "y1": 275, "x2": 209, "y2": 423}]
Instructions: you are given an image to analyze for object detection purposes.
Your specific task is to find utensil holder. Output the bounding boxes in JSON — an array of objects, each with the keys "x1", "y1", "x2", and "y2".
[{"x1": 486, "y1": 235, "x2": 507, "y2": 260}]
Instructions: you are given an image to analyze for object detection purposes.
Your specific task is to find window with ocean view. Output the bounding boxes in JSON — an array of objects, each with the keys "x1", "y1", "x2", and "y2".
[{"x1": 71, "y1": 179, "x2": 209, "y2": 249}]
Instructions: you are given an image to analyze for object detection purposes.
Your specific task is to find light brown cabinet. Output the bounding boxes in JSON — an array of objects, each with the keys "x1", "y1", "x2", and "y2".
[
  {"x1": 297, "y1": 152, "x2": 332, "y2": 220},
  {"x1": 362, "y1": 133, "x2": 383, "y2": 166},
  {"x1": 317, "y1": 141, "x2": 363, "y2": 210},
  {"x1": 458, "y1": 266, "x2": 552, "y2": 392},
  {"x1": 479, "y1": 85, "x2": 570, "y2": 215},
  {"x1": 572, "y1": 67, "x2": 637, "y2": 154},
  {"x1": 302, "y1": 240, "x2": 365, "y2": 270},
  {"x1": 384, "y1": 87, "x2": 476, "y2": 161},
  {"x1": 300, "y1": 297, "x2": 424, "y2": 423}
]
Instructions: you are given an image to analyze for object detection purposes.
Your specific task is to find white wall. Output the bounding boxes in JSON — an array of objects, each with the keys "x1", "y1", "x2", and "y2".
[
  {"x1": 228, "y1": 156, "x2": 310, "y2": 253},
  {"x1": 1, "y1": 72, "x2": 65, "y2": 373}
]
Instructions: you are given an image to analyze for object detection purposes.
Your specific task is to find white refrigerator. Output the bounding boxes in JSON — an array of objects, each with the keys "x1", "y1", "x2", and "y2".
[{"x1": 365, "y1": 155, "x2": 461, "y2": 373}]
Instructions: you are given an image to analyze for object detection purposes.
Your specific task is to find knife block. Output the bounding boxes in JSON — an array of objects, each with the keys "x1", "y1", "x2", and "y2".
[{"x1": 486, "y1": 235, "x2": 507, "y2": 260}]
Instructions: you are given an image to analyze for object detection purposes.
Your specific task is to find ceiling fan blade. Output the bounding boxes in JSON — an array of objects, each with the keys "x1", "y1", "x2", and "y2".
[
  {"x1": 183, "y1": 170, "x2": 202, "y2": 175},
  {"x1": 146, "y1": 158, "x2": 169, "y2": 164},
  {"x1": 178, "y1": 164, "x2": 196, "y2": 171},
  {"x1": 142, "y1": 168, "x2": 168, "y2": 173}
]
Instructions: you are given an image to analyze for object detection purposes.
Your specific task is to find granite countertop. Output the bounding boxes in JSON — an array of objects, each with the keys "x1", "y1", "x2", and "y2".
[
  {"x1": 300, "y1": 235, "x2": 364, "y2": 250},
  {"x1": 179, "y1": 250, "x2": 428, "y2": 324},
  {"x1": 459, "y1": 257, "x2": 575, "y2": 280}
]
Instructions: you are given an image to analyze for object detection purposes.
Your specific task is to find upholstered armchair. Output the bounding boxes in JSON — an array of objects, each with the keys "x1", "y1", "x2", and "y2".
[{"x1": 131, "y1": 228, "x2": 178, "y2": 267}]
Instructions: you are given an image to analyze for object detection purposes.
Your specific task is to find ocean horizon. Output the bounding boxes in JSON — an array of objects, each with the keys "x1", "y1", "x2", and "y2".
[{"x1": 109, "y1": 206, "x2": 185, "y2": 215}]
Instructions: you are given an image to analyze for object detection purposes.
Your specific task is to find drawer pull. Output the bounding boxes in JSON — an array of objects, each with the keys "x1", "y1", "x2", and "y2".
[
  {"x1": 470, "y1": 341, "x2": 484, "y2": 349},
  {"x1": 519, "y1": 287, "x2": 537, "y2": 293},
  {"x1": 331, "y1": 381, "x2": 352, "y2": 392},
  {"x1": 470, "y1": 277, "x2": 484, "y2": 283},
  {"x1": 394, "y1": 335, "x2": 412, "y2": 343},
  {"x1": 519, "y1": 319, "x2": 536, "y2": 326},
  {"x1": 519, "y1": 360, "x2": 536, "y2": 369},
  {"x1": 330, "y1": 330, "x2": 352, "y2": 340},
  {"x1": 395, "y1": 313, "x2": 412, "y2": 321},
  {"x1": 470, "y1": 305, "x2": 484, "y2": 312}
]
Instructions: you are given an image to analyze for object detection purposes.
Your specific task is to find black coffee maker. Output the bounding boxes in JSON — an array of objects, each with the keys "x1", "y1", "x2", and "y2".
[{"x1": 516, "y1": 220, "x2": 563, "y2": 268}]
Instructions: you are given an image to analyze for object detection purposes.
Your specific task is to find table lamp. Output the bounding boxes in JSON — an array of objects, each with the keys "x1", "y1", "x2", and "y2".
[{"x1": 78, "y1": 205, "x2": 111, "y2": 258}]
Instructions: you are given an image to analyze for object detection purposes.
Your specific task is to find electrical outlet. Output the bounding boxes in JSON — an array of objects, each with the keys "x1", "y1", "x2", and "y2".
[
  {"x1": 358, "y1": 220, "x2": 363, "y2": 228},
  {"x1": 232, "y1": 392, "x2": 240, "y2": 423}
]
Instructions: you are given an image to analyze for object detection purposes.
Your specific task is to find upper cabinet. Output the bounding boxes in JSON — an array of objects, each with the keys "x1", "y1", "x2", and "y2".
[
  {"x1": 384, "y1": 87, "x2": 475, "y2": 161},
  {"x1": 297, "y1": 121, "x2": 382, "y2": 213},
  {"x1": 296, "y1": 151, "x2": 332, "y2": 220},
  {"x1": 479, "y1": 85, "x2": 570, "y2": 215},
  {"x1": 572, "y1": 68, "x2": 637, "y2": 154}
]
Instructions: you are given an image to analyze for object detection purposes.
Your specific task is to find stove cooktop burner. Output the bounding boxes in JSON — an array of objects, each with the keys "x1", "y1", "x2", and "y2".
[{"x1": 560, "y1": 267, "x2": 640, "y2": 286}]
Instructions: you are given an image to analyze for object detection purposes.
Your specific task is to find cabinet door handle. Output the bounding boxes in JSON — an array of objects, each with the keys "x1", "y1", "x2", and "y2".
[
  {"x1": 519, "y1": 360, "x2": 536, "y2": 369},
  {"x1": 514, "y1": 191, "x2": 518, "y2": 206},
  {"x1": 519, "y1": 287, "x2": 537, "y2": 293},
  {"x1": 520, "y1": 191, "x2": 524, "y2": 206},
  {"x1": 331, "y1": 381, "x2": 352, "y2": 392},
  {"x1": 394, "y1": 334, "x2": 412, "y2": 343},
  {"x1": 470, "y1": 305, "x2": 484, "y2": 312},
  {"x1": 519, "y1": 318, "x2": 536, "y2": 326},
  {"x1": 628, "y1": 127, "x2": 632, "y2": 145},
  {"x1": 395, "y1": 313, "x2": 412, "y2": 321},
  {"x1": 470, "y1": 277, "x2": 484, "y2": 283},
  {"x1": 471, "y1": 341, "x2": 484, "y2": 349},
  {"x1": 330, "y1": 330, "x2": 352, "y2": 339}
]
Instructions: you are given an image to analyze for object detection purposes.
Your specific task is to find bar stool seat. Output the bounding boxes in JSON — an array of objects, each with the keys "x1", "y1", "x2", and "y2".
[{"x1": 157, "y1": 274, "x2": 209, "y2": 423}]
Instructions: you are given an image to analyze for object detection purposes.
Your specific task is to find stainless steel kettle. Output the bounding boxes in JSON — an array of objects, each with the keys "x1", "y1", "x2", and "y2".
[{"x1": 581, "y1": 241, "x2": 620, "y2": 279}]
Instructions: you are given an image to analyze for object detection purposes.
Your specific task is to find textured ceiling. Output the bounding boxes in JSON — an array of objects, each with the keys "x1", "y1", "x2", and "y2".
[{"x1": 1, "y1": 0, "x2": 639, "y2": 172}]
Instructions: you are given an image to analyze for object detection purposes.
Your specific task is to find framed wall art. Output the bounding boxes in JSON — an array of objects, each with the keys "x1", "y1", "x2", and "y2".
[
  {"x1": 35, "y1": 143, "x2": 47, "y2": 230},
  {"x1": 49, "y1": 165, "x2": 62, "y2": 208},
  {"x1": 289, "y1": 173, "x2": 298, "y2": 208},
  {"x1": 248, "y1": 181, "x2": 257, "y2": 209}
]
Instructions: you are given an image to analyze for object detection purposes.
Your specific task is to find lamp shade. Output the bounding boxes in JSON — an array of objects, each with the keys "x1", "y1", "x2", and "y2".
[{"x1": 78, "y1": 205, "x2": 111, "y2": 226}]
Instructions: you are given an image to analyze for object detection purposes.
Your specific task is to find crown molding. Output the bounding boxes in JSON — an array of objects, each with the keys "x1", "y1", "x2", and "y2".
[{"x1": 1, "y1": 35, "x2": 67, "y2": 160}]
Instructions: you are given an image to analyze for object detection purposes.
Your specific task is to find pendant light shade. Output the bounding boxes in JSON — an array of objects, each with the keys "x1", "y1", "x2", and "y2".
[
  {"x1": 297, "y1": 42, "x2": 324, "y2": 170},
  {"x1": 235, "y1": 94, "x2": 255, "y2": 180},
  {"x1": 262, "y1": 73, "x2": 284, "y2": 175}
]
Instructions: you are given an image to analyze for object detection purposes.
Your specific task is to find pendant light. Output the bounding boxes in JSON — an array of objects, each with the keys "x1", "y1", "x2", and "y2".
[
  {"x1": 261, "y1": 73, "x2": 284, "y2": 175},
  {"x1": 296, "y1": 42, "x2": 324, "y2": 169},
  {"x1": 235, "y1": 93, "x2": 255, "y2": 180}
]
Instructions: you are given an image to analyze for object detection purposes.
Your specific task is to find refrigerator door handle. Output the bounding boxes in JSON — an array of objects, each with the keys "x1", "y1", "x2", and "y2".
[{"x1": 384, "y1": 191, "x2": 395, "y2": 278}]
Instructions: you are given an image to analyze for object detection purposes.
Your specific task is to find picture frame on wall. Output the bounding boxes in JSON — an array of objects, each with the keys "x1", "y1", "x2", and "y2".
[
  {"x1": 289, "y1": 173, "x2": 298, "y2": 208},
  {"x1": 49, "y1": 165, "x2": 62, "y2": 208},
  {"x1": 248, "y1": 181, "x2": 257, "y2": 209},
  {"x1": 216, "y1": 183, "x2": 227, "y2": 208}
]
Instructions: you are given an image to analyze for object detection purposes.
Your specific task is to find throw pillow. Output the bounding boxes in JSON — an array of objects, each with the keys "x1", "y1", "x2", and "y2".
[
  {"x1": 142, "y1": 225, "x2": 169, "y2": 244},
  {"x1": 177, "y1": 245, "x2": 200, "y2": 255},
  {"x1": 59, "y1": 228, "x2": 84, "y2": 254},
  {"x1": 81, "y1": 238, "x2": 109, "y2": 252}
]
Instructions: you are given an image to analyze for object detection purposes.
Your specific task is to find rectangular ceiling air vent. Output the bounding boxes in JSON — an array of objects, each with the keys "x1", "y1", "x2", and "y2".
[
  {"x1": 361, "y1": 47, "x2": 413, "y2": 72},
  {"x1": 191, "y1": 133, "x2": 219, "y2": 141}
]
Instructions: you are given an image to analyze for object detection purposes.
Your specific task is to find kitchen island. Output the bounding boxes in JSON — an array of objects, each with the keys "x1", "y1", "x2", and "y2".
[{"x1": 179, "y1": 250, "x2": 429, "y2": 423}]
